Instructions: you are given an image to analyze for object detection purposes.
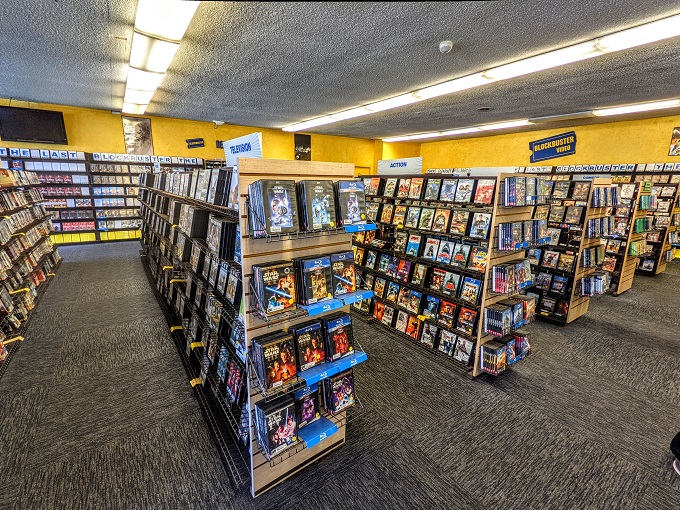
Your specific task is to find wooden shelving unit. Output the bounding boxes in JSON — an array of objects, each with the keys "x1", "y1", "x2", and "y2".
[
  {"x1": 472, "y1": 171, "x2": 539, "y2": 377},
  {"x1": 609, "y1": 181, "x2": 642, "y2": 296},
  {"x1": 636, "y1": 183, "x2": 680, "y2": 276},
  {"x1": 567, "y1": 177, "x2": 612, "y2": 321},
  {"x1": 236, "y1": 158, "x2": 363, "y2": 498}
]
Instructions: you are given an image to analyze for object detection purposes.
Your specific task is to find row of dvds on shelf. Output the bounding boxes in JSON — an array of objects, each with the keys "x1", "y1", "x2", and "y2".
[
  {"x1": 363, "y1": 175, "x2": 496, "y2": 204},
  {"x1": 52, "y1": 219, "x2": 142, "y2": 232},
  {"x1": 93, "y1": 187, "x2": 138, "y2": 196},
  {"x1": 40, "y1": 186, "x2": 89, "y2": 197},
  {"x1": 51, "y1": 208, "x2": 140, "y2": 220},
  {"x1": 92, "y1": 175, "x2": 138, "y2": 185},
  {"x1": 479, "y1": 331, "x2": 531, "y2": 376},
  {"x1": 0, "y1": 188, "x2": 43, "y2": 214},
  {"x1": 250, "y1": 250, "x2": 357, "y2": 317},
  {"x1": 247, "y1": 179, "x2": 368, "y2": 238},
  {"x1": 140, "y1": 168, "x2": 239, "y2": 210},
  {"x1": 367, "y1": 202, "x2": 492, "y2": 239},
  {"x1": 358, "y1": 227, "x2": 487, "y2": 273},
  {"x1": 0, "y1": 206, "x2": 49, "y2": 246},
  {"x1": 254, "y1": 368, "x2": 355, "y2": 459},
  {"x1": 44, "y1": 197, "x2": 138, "y2": 208},
  {"x1": 90, "y1": 163, "x2": 151, "y2": 174},
  {"x1": 35, "y1": 174, "x2": 89, "y2": 185},
  {"x1": 0, "y1": 168, "x2": 40, "y2": 188},
  {"x1": 362, "y1": 174, "x2": 595, "y2": 207},
  {"x1": 251, "y1": 312, "x2": 356, "y2": 391},
  {"x1": 13, "y1": 160, "x2": 87, "y2": 172}
]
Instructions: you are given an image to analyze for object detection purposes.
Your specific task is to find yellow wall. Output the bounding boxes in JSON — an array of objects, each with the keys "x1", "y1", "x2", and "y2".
[
  {"x1": 421, "y1": 114, "x2": 680, "y2": 169},
  {"x1": 382, "y1": 141, "x2": 421, "y2": 161},
  {"x1": 0, "y1": 98, "x2": 378, "y2": 172}
]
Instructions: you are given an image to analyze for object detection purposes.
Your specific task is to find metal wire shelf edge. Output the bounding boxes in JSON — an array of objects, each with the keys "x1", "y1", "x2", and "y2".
[
  {"x1": 0, "y1": 258, "x2": 62, "y2": 382},
  {"x1": 140, "y1": 252, "x2": 250, "y2": 488}
]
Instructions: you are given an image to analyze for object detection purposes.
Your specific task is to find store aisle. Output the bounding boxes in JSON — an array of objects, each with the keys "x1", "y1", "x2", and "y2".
[
  {"x1": 0, "y1": 242, "x2": 233, "y2": 509},
  {"x1": 1, "y1": 241, "x2": 679, "y2": 509}
]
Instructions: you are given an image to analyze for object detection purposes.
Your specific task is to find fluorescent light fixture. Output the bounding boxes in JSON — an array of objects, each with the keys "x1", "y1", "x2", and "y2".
[
  {"x1": 478, "y1": 119, "x2": 531, "y2": 131},
  {"x1": 120, "y1": 1, "x2": 200, "y2": 113},
  {"x1": 596, "y1": 14, "x2": 680, "y2": 53},
  {"x1": 124, "y1": 88, "x2": 156, "y2": 105},
  {"x1": 122, "y1": 102, "x2": 148, "y2": 114},
  {"x1": 126, "y1": 67, "x2": 165, "y2": 91},
  {"x1": 440, "y1": 127, "x2": 482, "y2": 136},
  {"x1": 406, "y1": 132, "x2": 443, "y2": 140},
  {"x1": 592, "y1": 99, "x2": 680, "y2": 117},
  {"x1": 483, "y1": 42, "x2": 603, "y2": 80},
  {"x1": 329, "y1": 108, "x2": 370, "y2": 121},
  {"x1": 129, "y1": 32, "x2": 180, "y2": 73},
  {"x1": 382, "y1": 120, "x2": 528, "y2": 142},
  {"x1": 364, "y1": 94, "x2": 419, "y2": 112},
  {"x1": 135, "y1": 0, "x2": 200, "y2": 41},
  {"x1": 412, "y1": 73, "x2": 492, "y2": 100},
  {"x1": 282, "y1": 116, "x2": 334, "y2": 132}
]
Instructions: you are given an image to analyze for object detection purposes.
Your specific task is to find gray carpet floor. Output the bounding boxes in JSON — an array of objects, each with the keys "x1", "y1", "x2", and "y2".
[{"x1": 0, "y1": 241, "x2": 678, "y2": 509}]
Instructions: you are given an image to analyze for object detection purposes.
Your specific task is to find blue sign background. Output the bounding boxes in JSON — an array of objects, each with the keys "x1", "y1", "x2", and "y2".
[{"x1": 529, "y1": 131, "x2": 576, "y2": 163}]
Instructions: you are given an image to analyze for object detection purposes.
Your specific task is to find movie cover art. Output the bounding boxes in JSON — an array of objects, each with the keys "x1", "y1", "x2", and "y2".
[
  {"x1": 324, "y1": 369, "x2": 355, "y2": 413},
  {"x1": 263, "y1": 337, "x2": 297, "y2": 388},
  {"x1": 439, "y1": 179, "x2": 457, "y2": 201},
  {"x1": 421, "y1": 323, "x2": 439, "y2": 348},
  {"x1": 267, "y1": 184, "x2": 295, "y2": 232},
  {"x1": 259, "y1": 398, "x2": 297, "y2": 457},
  {"x1": 449, "y1": 210, "x2": 470, "y2": 236},
  {"x1": 296, "y1": 389, "x2": 320, "y2": 428},
  {"x1": 424, "y1": 179, "x2": 442, "y2": 201},
  {"x1": 331, "y1": 251, "x2": 356, "y2": 297},
  {"x1": 294, "y1": 322, "x2": 325, "y2": 371},
  {"x1": 337, "y1": 180, "x2": 366, "y2": 225},
  {"x1": 261, "y1": 263, "x2": 296, "y2": 314},
  {"x1": 325, "y1": 313, "x2": 354, "y2": 361}
]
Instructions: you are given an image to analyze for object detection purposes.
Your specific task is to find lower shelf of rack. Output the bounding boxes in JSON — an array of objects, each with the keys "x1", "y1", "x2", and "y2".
[{"x1": 252, "y1": 433, "x2": 345, "y2": 497}]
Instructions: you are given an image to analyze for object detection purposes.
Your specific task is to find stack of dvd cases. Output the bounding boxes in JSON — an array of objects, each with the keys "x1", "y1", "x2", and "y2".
[
  {"x1": 289, "y1": 320, "x2": 326, "y2": 372},
  {"x1": 251, "y1": 260, "x2": 297, "y2": 316},
  {"x1": 254, "y1": 395, "x2": 298, "y2": 458},
  {"x1": 205, "y1": 167, "x2": 233, "y2": 206},
  {"x1": 293, "y1": 255, "x2": 332, "y2": 305},
  {"x1": 295, "y1": 386, "x2": 321, "y2": 428},
  {"x1": 206, "y1": 213, "x2": 236, "y2": 261},
  {"x1": 330, "y1": 251, "x2": 356, "y2": 297},
  {"x1": 297, "y1": 180, "x2": 337, "y2": 231},
  {"x1": 335, "y1": 180, "x2": 366, "y2": 226},
  {"x1": 251, "y1": 330, "x2": 298, "y2": 390},
  {"x1": 322, "y1": 368, "x2": 355, "y2": 413},
  {"x1": 178, "y1": 204, "x2": 210, "y2": 239},
  {"x1": 248, "y1": 179, "x2": 299, "y2": 237},
  {"x1": 321, "y1": 311, "x2": 354, "y2": 361}
]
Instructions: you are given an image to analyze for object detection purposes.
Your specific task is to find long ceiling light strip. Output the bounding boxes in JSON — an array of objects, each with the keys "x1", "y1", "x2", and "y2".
[
  {"x1": 121, "y1": 0, "x2": 200, "y2": 115},
  {"x1": 381, "y1": 99, "x2": 680, "y2": 142},
  {"x1": 592, "y1": 99, "x2": 680, "y2": 117},
  {"x1": 282, "y1": 13, "x2": 680, "y2": 132}
]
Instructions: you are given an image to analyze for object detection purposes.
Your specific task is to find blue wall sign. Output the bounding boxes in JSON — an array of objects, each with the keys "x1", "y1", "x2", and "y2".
[{"x1": 529, "y1": 131, "x2": 576, "y2": 163}]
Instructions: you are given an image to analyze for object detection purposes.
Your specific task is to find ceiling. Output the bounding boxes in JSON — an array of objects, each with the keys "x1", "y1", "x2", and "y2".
[{"x1": 1, "y1": 1, "x2": 680, "y2": 141}]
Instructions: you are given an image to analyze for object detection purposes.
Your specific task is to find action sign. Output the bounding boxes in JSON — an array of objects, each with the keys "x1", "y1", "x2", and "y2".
[{"x1": 529, "y1": 131, "x2": 576, "y2": 163}]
